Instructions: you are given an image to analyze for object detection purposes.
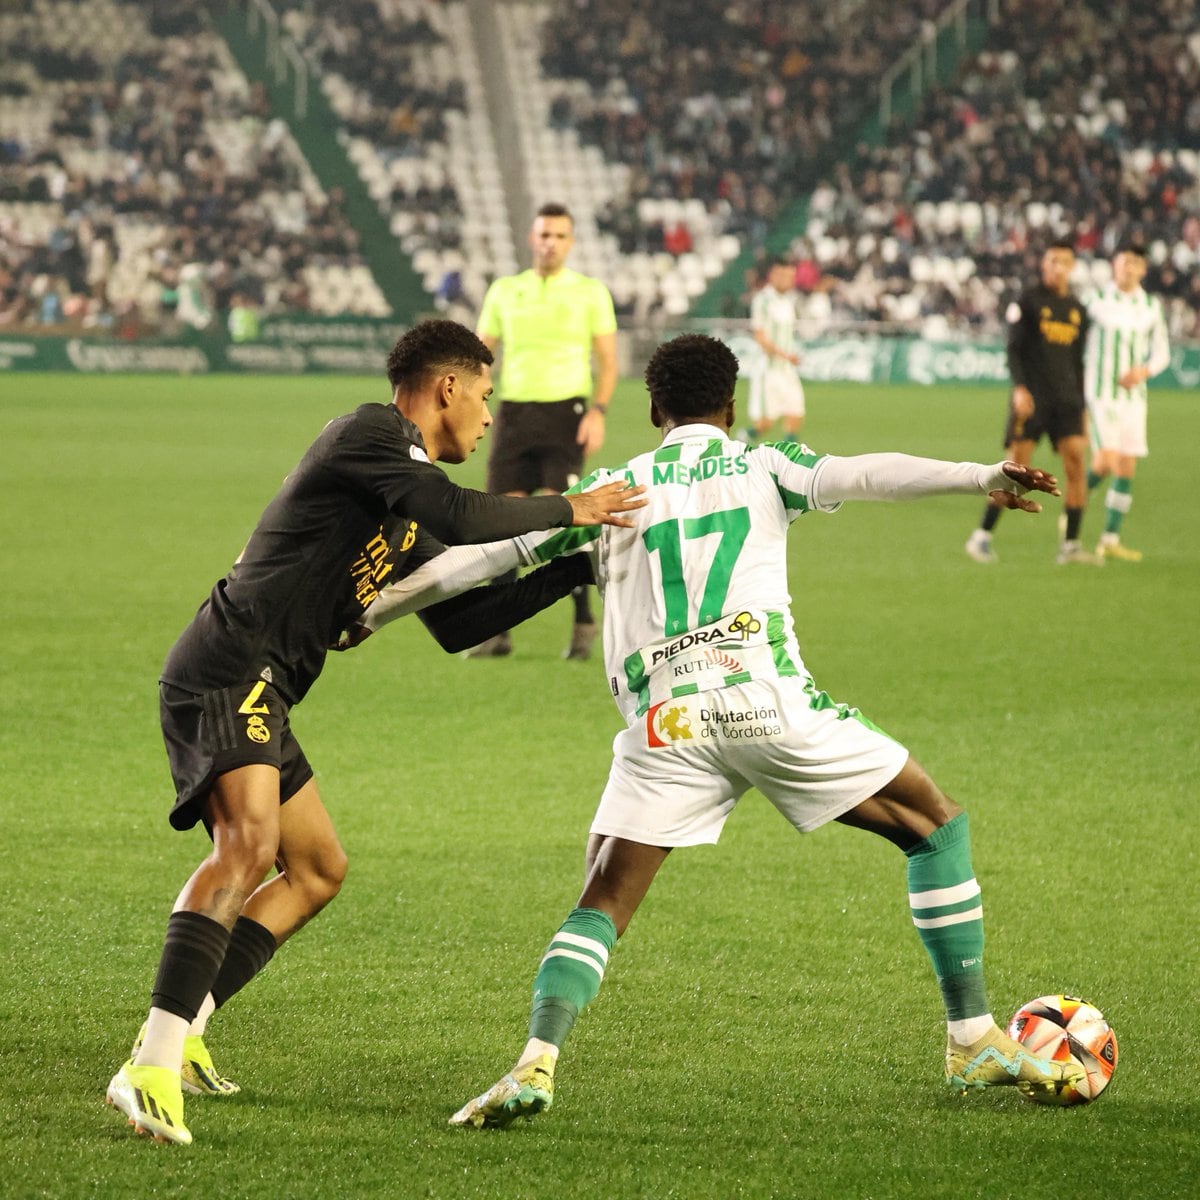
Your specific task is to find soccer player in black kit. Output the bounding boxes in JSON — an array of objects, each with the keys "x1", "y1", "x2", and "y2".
[
  {"x1": 965, "y1": 240, "x2": 1099, "y2": 565},
  {"x1": 105, "y1": 320, "x2": 645, "y2": 1145}
]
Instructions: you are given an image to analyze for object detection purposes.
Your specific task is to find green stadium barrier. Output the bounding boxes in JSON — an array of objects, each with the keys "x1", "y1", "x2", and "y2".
[
  {"x1": 716, "y1": 330, "x2": 1200, "y2": 389},
  {"x1": 0, "y1": 317, "x2": 404, "y2": 375},
  {"x1": 3, "y1": 326, "x2": 1198, "y2": 387}
]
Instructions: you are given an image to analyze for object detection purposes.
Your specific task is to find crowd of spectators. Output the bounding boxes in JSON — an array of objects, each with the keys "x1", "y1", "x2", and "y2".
[
  {"x1": 280, "y1": 0, "x2": 464, "y2": 159},
  {"x1": 2, "y1": 0, "x2": 1197, "y2": 343},
  {"x1": 542, "y1": 0, "x2": 953, "y2": 250},
  {"x1": 278, "y1": 0, "x2": 470, "y2": 261},
  {"x1": 745, "y1": 0, "x2": 1200, "y2": 339},
  {"x1": 0, "y1": 0, "x2": 376, "y2": 333}
]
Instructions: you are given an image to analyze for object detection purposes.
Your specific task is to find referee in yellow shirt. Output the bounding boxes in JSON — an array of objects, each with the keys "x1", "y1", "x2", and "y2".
[{"x1": 468, "y1": 202, "x2": 618, "y2": 660}]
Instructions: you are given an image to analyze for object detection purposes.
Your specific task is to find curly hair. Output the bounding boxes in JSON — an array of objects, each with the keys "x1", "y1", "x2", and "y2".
[
  {"x1": 644, "y1": 333, "x2": 739, "y2": 422},
  {"x1": 386, "y1": 320, "x2": 493, "y2": 390}
]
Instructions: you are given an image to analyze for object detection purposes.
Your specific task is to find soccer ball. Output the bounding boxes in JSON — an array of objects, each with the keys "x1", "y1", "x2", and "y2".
[{"x1": 1007, "y1": 994, "x2": 1118, "y2": 1105}]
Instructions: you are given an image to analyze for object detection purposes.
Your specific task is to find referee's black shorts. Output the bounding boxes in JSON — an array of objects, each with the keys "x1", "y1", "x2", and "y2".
[
  {"x1": 1004, "y1": 399, "x2": 1085, "y2": 450},
  {"x1": 160, "y1": 680, "x2": 314, "y2": 831},
  {"x1": 486, "y1": 397, "x2": 587, "y2": 494}
]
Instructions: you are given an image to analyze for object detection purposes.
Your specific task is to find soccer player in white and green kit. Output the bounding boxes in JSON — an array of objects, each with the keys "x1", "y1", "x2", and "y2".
[
  {"x1": 1083, "y1": 245, "x2": 1170, "y2": 562},
  {"x1": 747, "y1": 258, "x2": 805, "y2": 442},
  {"x1": 355, "y1": 335, "x2": 1082, "y2": 1125}
]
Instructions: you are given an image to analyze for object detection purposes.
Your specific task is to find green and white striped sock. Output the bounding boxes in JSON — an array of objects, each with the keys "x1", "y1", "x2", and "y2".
[
  {"x1": 1103, "y1": 477, "x2": 1132, "y2": 536},
  {"x1": 905, "y1": 813, "x2": 990, "y2": 1028},
  {"x1": 527, "y1": 907, "x2": 617, "y2": 1049}
]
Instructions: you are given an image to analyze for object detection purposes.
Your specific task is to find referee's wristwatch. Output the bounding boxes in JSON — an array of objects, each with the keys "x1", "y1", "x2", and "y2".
[{"x1": 591, "y1": 403, "x2": 608, "y2": 415}]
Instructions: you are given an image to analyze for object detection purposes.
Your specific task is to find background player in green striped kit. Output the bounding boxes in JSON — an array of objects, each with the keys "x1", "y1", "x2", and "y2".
[
  {"x1": 746, "y1": 257, "x2": 805, "y2": 443},
  {"x1": 1083, "y1": 245, "x2": 1170, "y2": 562},
  {"x1": 355, "y1": 334, "x2": 1083, "y2": 1126}
]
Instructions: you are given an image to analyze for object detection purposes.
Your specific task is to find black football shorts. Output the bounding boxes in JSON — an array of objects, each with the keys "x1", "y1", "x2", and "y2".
[
  {"x1": 486, "y1": 397, "x2": 587, "y2": 494},
  {"x1": 160, "y1": 680, "x2": 314, "y2": 831},
  {"x1": 1004, "y1": 399, "x2": 1085, "y2": 450}
]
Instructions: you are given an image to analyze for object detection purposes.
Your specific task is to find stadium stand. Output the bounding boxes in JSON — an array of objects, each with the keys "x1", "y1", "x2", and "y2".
[
  {"x1": 278, "y1": 0, "x2": 512, "y2": 318},
  {"x1": 771, "y1": 0, "x2": 1200, "y2": 339},
  {"x1": 0, "y1": 0, "x2": 388, "y2": 331},
  {"x1": 0, "y1": 0, "x2": 1196, "y2": 343},
  {"x1": 530, "y1": 0, "x2": 959, "y2": 318}
]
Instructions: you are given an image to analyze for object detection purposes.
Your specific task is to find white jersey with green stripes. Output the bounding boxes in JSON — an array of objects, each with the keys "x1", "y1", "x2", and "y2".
[
  {"x1": 751, "y1": 285, "x2": 799, "y2": 359},
  {"x1": 513, "y1": 424, "x2": 839, "y2": 724},
  {"x1": 1083, "y1": 283, "x2": 1169, "y2": 405}
]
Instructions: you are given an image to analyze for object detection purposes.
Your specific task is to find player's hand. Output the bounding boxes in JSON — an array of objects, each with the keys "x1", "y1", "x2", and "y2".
[
  {"x1": 1118, "y1": 366, "x2": 1148, "y2": 389},
  {"x1": 989, "y1": 462, "x2": 1060, "y2": 512},
  {"x1": 566, "y1": 480, "x2": 647, "y2": 527},
  {"x1": 576, "y1": 407, "x2": 606, "y2": 457},
  {"x1": 330, "y1": 623, "x2": 373, "y2": 651},
  {"x1": 1010, "y1": 385, "x2": 1034, "y2": 422}
]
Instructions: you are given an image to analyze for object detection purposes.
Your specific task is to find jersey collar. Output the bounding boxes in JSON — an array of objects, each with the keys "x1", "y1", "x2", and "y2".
[
  {"x1": 660, "y1": 422, "x2": 730, "y2": 445},
  {"x1": 390, "y1": 403, "x2": 429, "y2": 451}
]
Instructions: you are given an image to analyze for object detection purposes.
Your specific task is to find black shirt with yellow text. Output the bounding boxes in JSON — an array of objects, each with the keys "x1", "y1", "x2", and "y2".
[
  {"x1": 1006, "y1": 284, "x2": 1088, "y2": 409},
  {"x1": 163, "y1": 403, "x2": 571, "y2": 703}
]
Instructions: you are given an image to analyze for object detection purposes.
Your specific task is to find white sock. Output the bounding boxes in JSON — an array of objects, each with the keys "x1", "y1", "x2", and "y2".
[
  {"x1": 515, "y1": 1037, "x2": 560, "y2": 1071},
  {"x1": 947, "y1": 1014, "x2": 996, "y2": 1046},
  {"x1": 133, "y1": 1008, "x2": 189, "y2": 1071},
  {"x1": 187, "y1": 993, "x2": 216, "y2": 1037}
]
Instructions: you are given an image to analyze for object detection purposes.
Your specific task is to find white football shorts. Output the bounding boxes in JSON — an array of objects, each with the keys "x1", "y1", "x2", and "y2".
[
  {"x1": 1087, "y1": 395, "x2": 1148, "y2": 457},
  {"x1": 591, "y1": 677, "x2": 909, "y2": 847},
  {"x1": 747, "y1": 365, "x2": 805, "y2": 423}
]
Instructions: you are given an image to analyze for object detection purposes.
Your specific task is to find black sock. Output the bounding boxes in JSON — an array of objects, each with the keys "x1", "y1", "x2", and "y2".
[
  {"x1": 572, "y1": 584, "x2": 594, "y2": 625},
  {"x1": 151, "y1": 911, "x2": 232, "y2": 1022},
  {"x1": 211, "y1": 917, "x2": 278, "y2": 1009},
  {"x1": 980, "y1": 504, "x2": 1002, "y2": 532},
  {"x1": 1065, "y1": 505, "x2": 1083, "y2": 541}
]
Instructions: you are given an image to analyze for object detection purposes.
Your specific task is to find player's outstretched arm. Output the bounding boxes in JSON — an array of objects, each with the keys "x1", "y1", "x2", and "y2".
[
  {"x1": 565, "y1": 479, "x2": 646, "y2": 527},
  {"x1": 340, "y1": 539, "x2": 526, "y2": 641},
  {"x1": 805, "y1": 453, "x2": 1058, "y2": 508}
]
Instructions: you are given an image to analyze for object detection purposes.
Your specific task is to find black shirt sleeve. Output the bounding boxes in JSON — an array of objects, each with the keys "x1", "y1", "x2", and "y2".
[
  {"x1": 328, "y1": 405, "x2": 572, "y2": 544},
  {"x1": 417, "y1": 554, "x2": 594, "y2": 653},
  {"x1": 389, "y1": 465, "x2": 572, "y2": 544}
]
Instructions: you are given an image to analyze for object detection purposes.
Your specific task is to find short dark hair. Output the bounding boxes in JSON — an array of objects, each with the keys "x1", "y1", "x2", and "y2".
[
  {"x1": 386, "y1": 320, "x2": 493, "y2": 390},
  {"x1": 1046, "y1": 238, "x2": 1075, "y2": 254},
  {"x1": 535, "y1": 202, "x2": 573, "y2": 223},
  {"x1": 645, "y1": 334, "x2": 738, "y2": 422},
  {"x1": 768, "y1": 256, "x2": 793, "y2": 271},
  {"x1": 1118, "y1": 242, "x2": 1147, "y2": 259}
]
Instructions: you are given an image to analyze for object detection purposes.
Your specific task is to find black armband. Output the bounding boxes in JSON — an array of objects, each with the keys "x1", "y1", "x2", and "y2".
[{"x1": 417, "y1": 553, "x2": 594, "y2": 653}]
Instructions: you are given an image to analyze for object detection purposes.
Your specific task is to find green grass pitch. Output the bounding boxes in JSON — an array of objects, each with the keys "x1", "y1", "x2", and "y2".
[{"x1": 1, "y1": 372, "x2": 1197, "y2": 1199}]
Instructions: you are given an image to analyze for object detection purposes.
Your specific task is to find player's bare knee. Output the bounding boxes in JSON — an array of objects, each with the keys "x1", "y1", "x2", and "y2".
[
  {"x1": 298, "y1": 846, "x2": 349, "y2": 908},
  {"x1": 318, "y1": 846, "x2": 349, "y2": 902},
  {"x1": 213, "y1": 833, "x2": 279, "y2": 891}
]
